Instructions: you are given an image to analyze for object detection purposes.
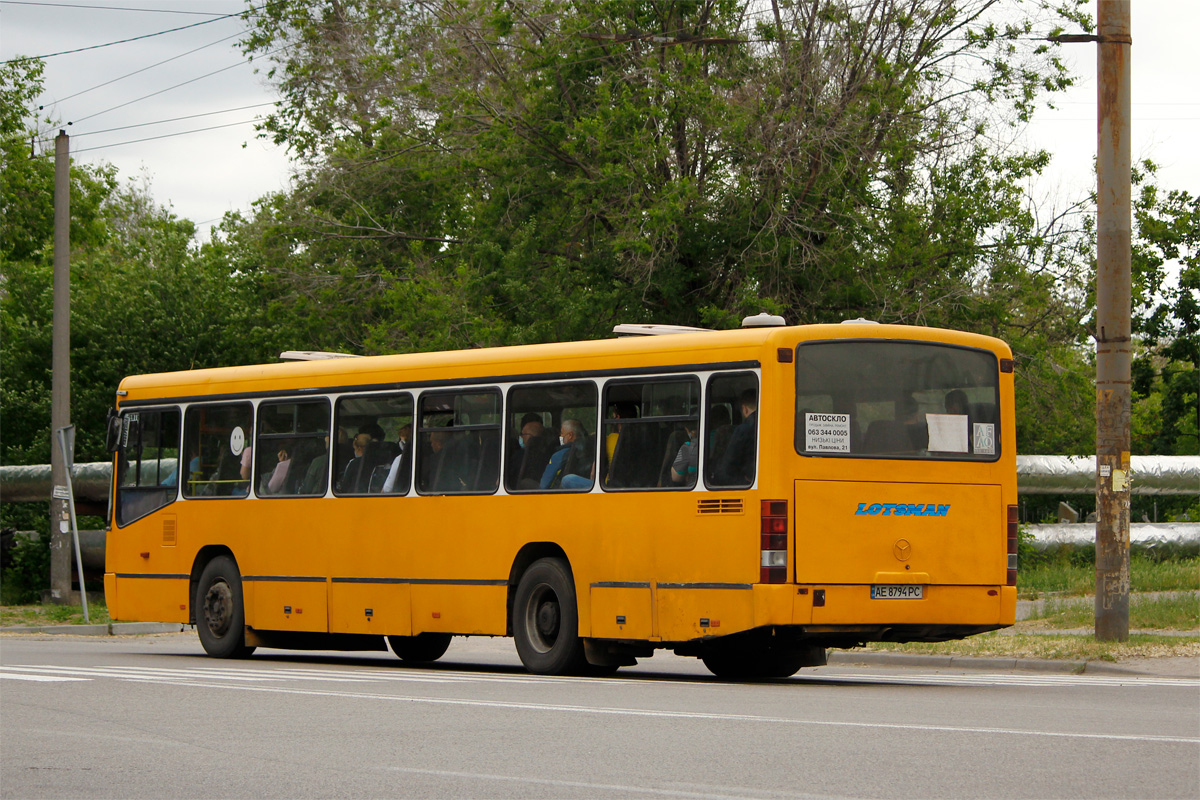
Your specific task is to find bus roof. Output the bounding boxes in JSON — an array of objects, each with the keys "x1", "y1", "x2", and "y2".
[{"x1": 116, "y1": 323, "x2": 1012, "y2": 403}]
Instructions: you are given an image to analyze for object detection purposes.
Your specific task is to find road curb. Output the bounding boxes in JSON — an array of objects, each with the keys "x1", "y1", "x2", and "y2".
[
  {"x1": 827, "y1": 650, "x2": 1086, "y2": 673},
  {"x1": 2, "y1": 627, "x2": 1193, "y2": 679}
]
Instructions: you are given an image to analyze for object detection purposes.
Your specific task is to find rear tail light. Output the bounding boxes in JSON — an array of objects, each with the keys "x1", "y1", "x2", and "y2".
[
  {"x1": 1006, "y1": 505, "x2": 1019, "y2": 586},
  {"x1": 761, "y1": 500, "x2": 788, "y2": 583}
]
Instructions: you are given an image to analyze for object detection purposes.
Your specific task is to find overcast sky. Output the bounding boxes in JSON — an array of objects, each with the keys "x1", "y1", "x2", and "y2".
[{"x1": 2, "y1": 1, "x2": 1197, "y2": 244}]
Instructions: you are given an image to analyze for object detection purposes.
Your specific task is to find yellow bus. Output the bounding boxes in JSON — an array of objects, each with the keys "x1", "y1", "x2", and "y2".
[{"x1": 104, "y1": 319, "x2": 1018, "y2": 678}]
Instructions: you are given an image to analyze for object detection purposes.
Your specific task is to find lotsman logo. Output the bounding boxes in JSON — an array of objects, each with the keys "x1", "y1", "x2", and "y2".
[{"x1": 856, "y1": 503, "x2": 950, "y2": 517}]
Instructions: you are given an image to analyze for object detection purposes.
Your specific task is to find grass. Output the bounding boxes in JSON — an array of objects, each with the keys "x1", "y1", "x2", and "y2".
[
  {"x1": 1023, "y1": 593, "x2": 1200, "y2": 631},
  {"x1": 1018, "y1": 556, "x2": 1200, "y2": 598},
  {"x1": 857, "y1": 631, "x2": 1200, "y2": 663},
  {"x1": 0, "y1": 603, "x2": 111, "y2": 628}
]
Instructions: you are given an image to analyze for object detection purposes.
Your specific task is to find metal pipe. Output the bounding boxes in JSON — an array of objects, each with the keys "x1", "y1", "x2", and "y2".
[{"x1": 2, "y1": 456, "x2": 1196, "y2": 503}]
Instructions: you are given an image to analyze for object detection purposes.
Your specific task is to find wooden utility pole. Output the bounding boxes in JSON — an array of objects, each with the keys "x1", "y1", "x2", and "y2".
[
  {"x1": 1094, "y1": 0, "x2": 1132, "y2": 641},
  {"x1": 49, "y1": 130, "x2": 72, "y2": 603}
]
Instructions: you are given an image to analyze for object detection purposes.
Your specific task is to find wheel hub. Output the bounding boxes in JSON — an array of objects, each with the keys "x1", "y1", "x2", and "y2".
[
  {"x1": 203, "y1": 580, "x2": 233, "y2": 637},
  {"x1": 535, "y1": 599, "x2": 560, "y2": 640}
]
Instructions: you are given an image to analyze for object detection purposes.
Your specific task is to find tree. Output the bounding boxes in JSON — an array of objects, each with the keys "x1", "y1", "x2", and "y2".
[
  {"x1": 1129, "y1": 162, "x2": 1198, "y2": 457},
  {"x1": 1, "y1": 61, "x2": 280, "y2": 532},
  {"x1": 237, "y1": 0, "x2": 1089, "y2": 338}
]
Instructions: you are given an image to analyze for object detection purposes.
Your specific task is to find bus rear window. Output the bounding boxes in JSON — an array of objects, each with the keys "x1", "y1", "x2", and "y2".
[{"x1": 795, "y1": 341, "x2": 1000, "y2": 461}]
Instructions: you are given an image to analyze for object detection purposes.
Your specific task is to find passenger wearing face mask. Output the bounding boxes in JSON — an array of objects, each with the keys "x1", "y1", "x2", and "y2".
[
  {"x1": 511, "y1": 416, "x2": 556, "y2": 489},
  {"x1": 540, "y1": 419, "x2": 593, "y2": 490}
]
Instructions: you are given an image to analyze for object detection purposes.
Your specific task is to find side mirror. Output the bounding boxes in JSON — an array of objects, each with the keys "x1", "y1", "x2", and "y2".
[{"x1": 105, "y1": 408, "x2": 123, "y2": 453}]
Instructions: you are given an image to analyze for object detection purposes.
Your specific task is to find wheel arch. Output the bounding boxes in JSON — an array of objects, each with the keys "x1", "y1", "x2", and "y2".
[
  {"x1": 506, "y1": 542, "x2": 570, "y2": 636},
  {"x1": 188, "y1": 545, "x2": 237, "y2": 626}
]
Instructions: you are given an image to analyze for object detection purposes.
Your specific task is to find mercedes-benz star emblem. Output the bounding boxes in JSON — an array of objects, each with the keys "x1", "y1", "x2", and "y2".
[{"x1": 893, "y1": 539, "x2": 912, "y2": 561}]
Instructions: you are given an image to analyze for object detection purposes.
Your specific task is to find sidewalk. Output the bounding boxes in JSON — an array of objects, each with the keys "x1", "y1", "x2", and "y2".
[{"x1": 1, "y1": 622, "x2": 189, "y2": 636}]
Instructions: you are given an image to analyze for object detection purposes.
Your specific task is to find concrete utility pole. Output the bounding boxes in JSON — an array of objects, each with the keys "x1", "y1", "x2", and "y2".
[
  {"x1": 49, "y1": 130, "x2": 73, "y2": 603},
  {"x1": 1094, "y1": 0, "x2": 1132, "y2": 641}
]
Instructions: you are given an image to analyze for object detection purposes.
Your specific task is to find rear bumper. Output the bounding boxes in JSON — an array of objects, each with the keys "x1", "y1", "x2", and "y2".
[
  {"x1": 801, "y1": 583, "x2": 1016, "y2": 627},
  {"x1": 655, "y1": 583, "x2": 1014, "y2": 644}
]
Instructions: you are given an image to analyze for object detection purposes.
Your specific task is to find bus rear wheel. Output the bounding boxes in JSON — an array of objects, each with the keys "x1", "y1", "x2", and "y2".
[
  {"x1": 195, "y1": 555, "x2": 255, "y2": 659},
  {"x1": 513, "y1": 558, "x2": 585, "y2": 675},
  {"x1": 702, "y1": 642, "x2": 818, "y2": 680},
  {"x1": 387, "y1": 633, "x2": 452, "y2": 663}
]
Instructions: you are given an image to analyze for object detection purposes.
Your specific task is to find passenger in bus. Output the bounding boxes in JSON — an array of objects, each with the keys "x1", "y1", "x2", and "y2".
[
  {"x1": 260, "y1": 444, "x2": 292, "y2": 494},
  {"x1": 945, "y1": 389, "x2": 969, "y2": 416},
  {"x1": 239, "y1": 445, "x2": 253, "y2": 482},
  {"x1": 421, "y1": 430, "x2": 452, "y2": 490},
  {"x1": 605, "y1": 402, "x2": 638, "y2": 463},
  {"x1": 714, "y1": 389, "x2": 757, "y2": 486},
  {"x1": 513, "y1": 418, "x2": 557, "y2": 489},
  {"x1": 381, "y1": 424, "x2": 413, "y2": 493},
  {"x1": 706, "y1": 405, "x2": 733, "y2": 463},
  {"x1": 541, "y1": 419, "x2": 593, "y2": 490},
  {"x1": 201, "y1": 447, "x2": 245, "y2": 496},
  {"x1": 338, "y1": 423, "x2": 385, "y2": 493},
  {"x1": 331, "y1": 425, "x2": 353, "y2": 479},
  {"x1": 669, "y1": 423, "x2": 699, "y2": 487},
  {"x1": 900, "y1": 394, "x2": 930, "y2": 450},
  {"x1": 299, "y1": 434, "x2": 330, "y2": 495}
]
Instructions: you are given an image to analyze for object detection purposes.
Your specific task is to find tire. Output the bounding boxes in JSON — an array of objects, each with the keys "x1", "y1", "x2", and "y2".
[
  {"x1": 387, "y1": 633, "x2": 453, "y2": 663},
  {"x1": 195, "y1": 555, "x2": 255, "y2": 659},
  {"x1": 512, "y1": 557, "x2": 585, "y2": 675},
  {"x1": 702, "y1": 642, "x2": 807, "y2": 680}
]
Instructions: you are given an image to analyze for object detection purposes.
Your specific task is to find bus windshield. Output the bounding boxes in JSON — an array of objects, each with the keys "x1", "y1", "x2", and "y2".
[{"x1": 795, "y1": 340, "x2": 1000, "y2": 461}]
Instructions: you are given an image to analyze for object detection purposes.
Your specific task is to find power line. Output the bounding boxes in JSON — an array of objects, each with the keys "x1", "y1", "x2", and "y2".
[
  {"x1": 67, "y1": 118, "x2": 262, "y2": 154},
  {"x1": 33, "y1": 103, "x2": 274, "y2": 143},
  {"x1": 54, "y1": 29, "x2": 244, "y2": 103},
  {"x1": 0, "y1": 1, "x2": 231, "y2": 15},
  {"x1": 2, "y1": 3, "x2": 264, "y2": 64},
  {"x1": 67, "y1": 57, "x2": 258, "y2": 126}
]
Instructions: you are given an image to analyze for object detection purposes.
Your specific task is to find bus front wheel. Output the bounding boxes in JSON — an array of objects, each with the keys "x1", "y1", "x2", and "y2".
[
  {"x1": 387, "y1": 633, "x2": 452, "y2": 663},
  {"x1": 195, "y1": 555, "x2": 255, "y2": 659},
  {"x1": 513, "y1": 558, "x2": 585, "y2": 675}
]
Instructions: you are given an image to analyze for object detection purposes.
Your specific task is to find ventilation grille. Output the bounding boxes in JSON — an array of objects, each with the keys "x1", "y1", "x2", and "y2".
[
  {"x1": 697, "y1": 498, "x2": 744, "y2": 515},
  {"x1": 162, "y1": 516, "x2": 177, "y2": 547}
]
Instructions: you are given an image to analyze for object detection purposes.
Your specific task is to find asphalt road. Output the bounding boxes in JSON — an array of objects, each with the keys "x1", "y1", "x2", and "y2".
[{"x1": 2, "y1": 634, "x2": 1197, "y2": 799}]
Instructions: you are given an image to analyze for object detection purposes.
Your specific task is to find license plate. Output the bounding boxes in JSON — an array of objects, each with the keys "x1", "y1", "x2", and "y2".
[{"x1": 871, "y1": 584, "x2": 924, "y2": 600}]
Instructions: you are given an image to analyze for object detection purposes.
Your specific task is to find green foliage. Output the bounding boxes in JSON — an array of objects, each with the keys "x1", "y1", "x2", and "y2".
[
  {"x1": 0, "y1": 531, "x2": 51, "y2": 605},
  {"x1": 1, "y1": 60, "x2": 284, "y2": 478},
  {"x1": 1129, "y1": 162, "x2": 1199, "y2": 456},
  {"x1": 233, "y1": 0, "x2": 1092, "y2": 369}
]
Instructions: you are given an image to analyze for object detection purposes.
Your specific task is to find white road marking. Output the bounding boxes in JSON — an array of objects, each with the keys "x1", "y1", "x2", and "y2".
[
  {"x1": 375, "y1": 765, "x2": 840, "y2": 800},
  {"x1": 111, "y1": 677, "x2": 1200, "y2": 745},
  {"x1": 3, "y1": 663, "x2": 1195, "y2": 743},
  {"x1": 3, "y1": 663, "x2": 1196, "y2": 688},
  {"x1": 0, "y1": 672, "x2": 89, "y2": 682}
]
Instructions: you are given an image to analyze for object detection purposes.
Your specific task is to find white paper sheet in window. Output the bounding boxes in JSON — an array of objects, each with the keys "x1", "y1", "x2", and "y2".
[{"x1": 926, "y1": 413, "x2": 969, "y2": 453}]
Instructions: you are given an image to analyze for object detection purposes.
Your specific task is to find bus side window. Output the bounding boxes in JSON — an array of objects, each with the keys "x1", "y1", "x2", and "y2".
[
  {"x1": 705, "y1": 373, "x2": 759, "y2": 490},
  {"x1": 505, "y1": 382, "x2": 598, "y2": 493},
  {"x1": 116, "y1": 406, "x2": 181, "y2": 526},
  {"x1": 602, "y1": 378, "x2": 699, "y2": 490},
  {"x1": 333, "y1": 393, "x2": 413, "y2": 496},
  {"x1": 417, "y1": 390, "x2": 501, "y2": 495},
  {"x1": 256, "y1": 400, "x2": 331, "y2": 497},
  {"x1": 182, "y1": 403, "x2": 253, "y2": 499}
]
